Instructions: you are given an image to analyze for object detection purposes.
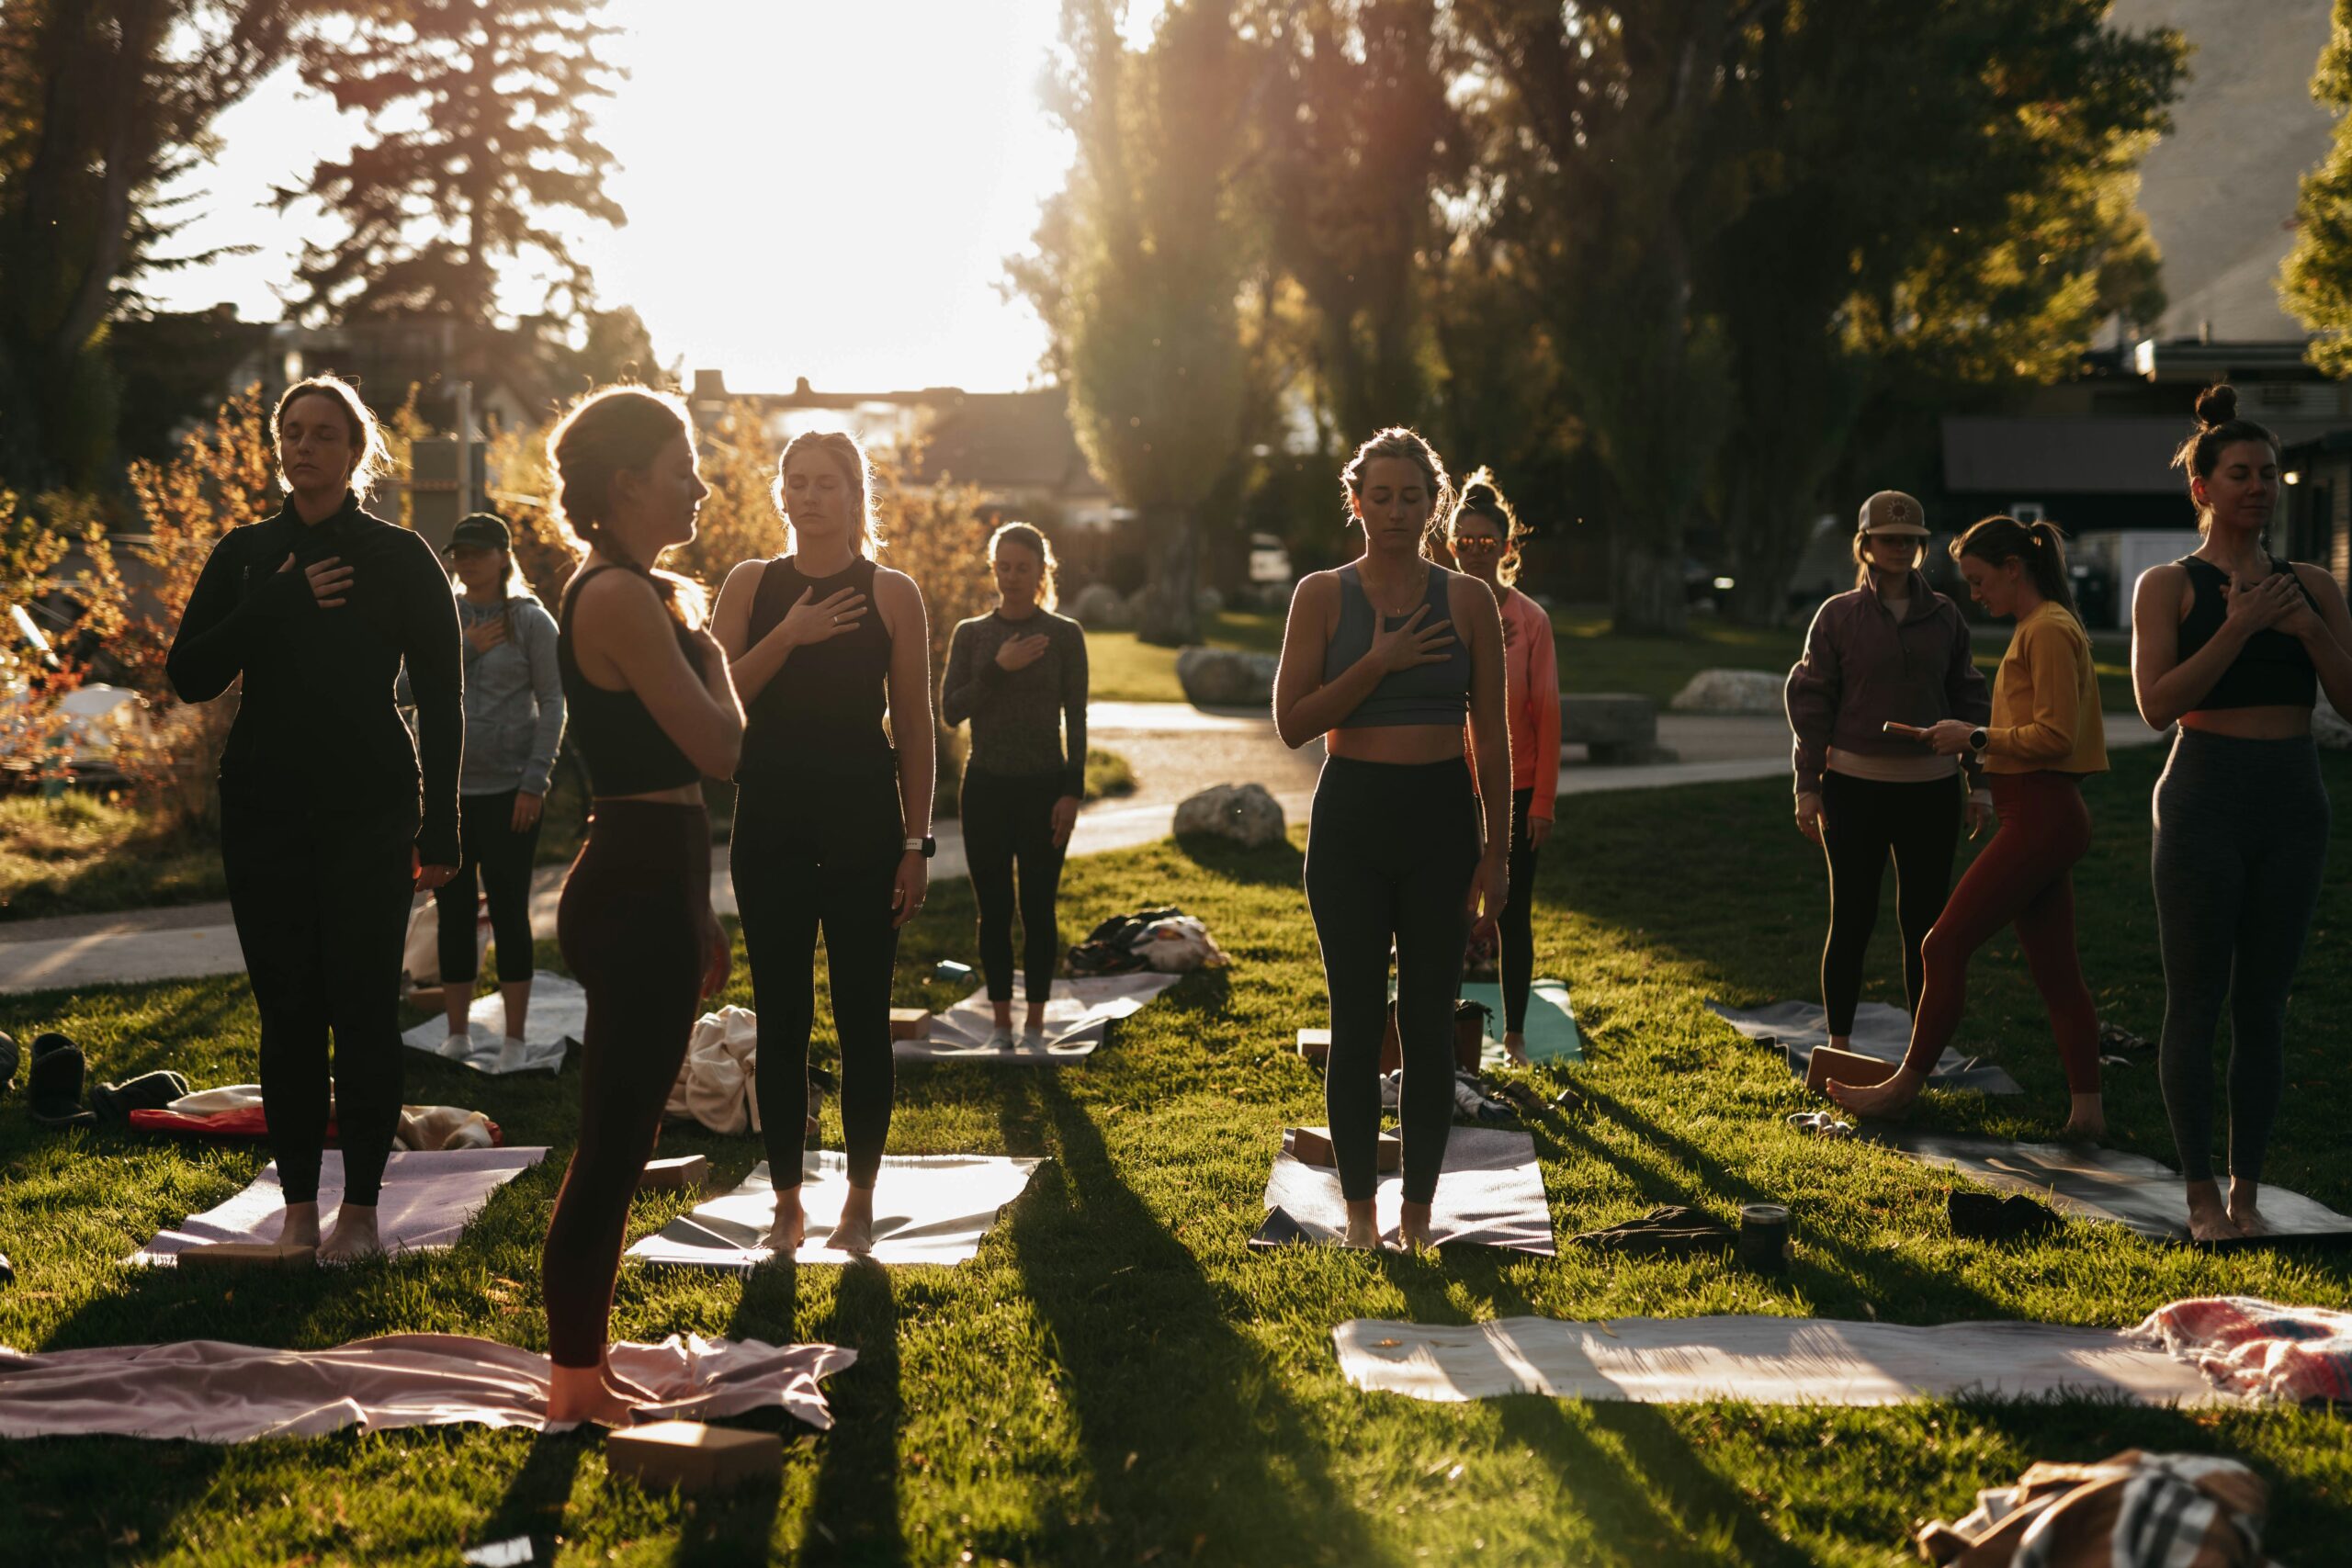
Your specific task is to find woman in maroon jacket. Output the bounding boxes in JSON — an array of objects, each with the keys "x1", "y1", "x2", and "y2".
[{"x1": 1784, "y1": 491, "x2": 1991, "y2": 1057}]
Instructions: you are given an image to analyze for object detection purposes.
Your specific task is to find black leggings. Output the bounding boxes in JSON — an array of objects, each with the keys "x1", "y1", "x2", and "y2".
[
  {"x1": 435, "y1": 789, "x2": 543, "y2": 986},
  {"x1": 220, "y1": 800, "x2": 417, "y2": 1207},
  {"x1": 2154, "y1": 730, "x2": 2330, "y2": 1185},
  {"x1": 1306, "y1": 755, "x2": 1480, "y2": 1204},
  {"x1": 544, "y1": 800, "x2": 708, "y2": 1370},
  {"x1": 733, "y1": 775, "x2": 902, "y2": 1190},
  {"x1": 1817, "y1": 771, "x2": 1962, "y2": 1035},
  {"x1": 1498, "y1": 787, "x2": 1541, "y2": 1032},
  {"x1": 961, "y1": 768, "x2": 1068, "y2": 1003}
]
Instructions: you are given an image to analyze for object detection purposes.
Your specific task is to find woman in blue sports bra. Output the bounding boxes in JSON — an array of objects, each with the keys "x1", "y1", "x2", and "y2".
[
  {"x1": 1273, "y1": 426, "x2": 1510, "y2": 1250},
  {"x1": 2132, "y1": 382, "x2": 2352, "y2": 1242}
]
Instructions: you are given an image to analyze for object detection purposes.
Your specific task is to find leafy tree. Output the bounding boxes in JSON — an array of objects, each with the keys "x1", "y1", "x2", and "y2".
[
  {"x1": 277, "y1": 0, "x2": 625, "y2": 326},
  {"x1": 2286, "y1": 0, "x2": 2352, "y2": 374}
]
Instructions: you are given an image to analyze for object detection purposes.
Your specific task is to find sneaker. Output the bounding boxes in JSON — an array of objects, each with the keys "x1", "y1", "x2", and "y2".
[
  {"x1": 1019, "y1": 1028, "x2": 1048, "y2": 1052},
  {"x1": 984, "y1": 1027, "x2": 1016, "y2": 1050},
  {"x1": 494, "y1": 1035, "x2": 527, "y2": 1071},
  {"x1": 436, "y1": 1031, "x2": 477, "y2": 1060}
]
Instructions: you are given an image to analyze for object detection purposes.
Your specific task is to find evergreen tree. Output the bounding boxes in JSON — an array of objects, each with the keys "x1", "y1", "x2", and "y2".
[{"x1": 2285, "y1": 0, "x2": 2352, "y2": 374}]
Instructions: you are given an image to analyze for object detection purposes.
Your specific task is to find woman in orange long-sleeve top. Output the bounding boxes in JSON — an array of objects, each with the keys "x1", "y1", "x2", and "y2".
[
  {"x1": 1827, "y1": 515, "x2": 2108, "y2": 1135},
  {"x1": 1437, "y1": 469, "x2": 1557, "y2": 1063}
]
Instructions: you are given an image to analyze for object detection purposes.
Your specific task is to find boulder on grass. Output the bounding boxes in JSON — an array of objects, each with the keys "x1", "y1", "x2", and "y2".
[
  {"x1": 2318, "y1": 705, "x2": 2352, "y2": 751},
  {"x1": 1172, "y1": 783, "x2": 1287, "y2": 847},
  {"x1": 1069, "y1": 581, "x2": 1130, "y2": 630},
  {"x1": 1176, "y1": 646, "x2": 1278, "y2": 707},
  {"x1": 1668, "y1": 668, "x2": 1785, "y2": 715},
  {"x1": 1195, "y1": 585, "x2": 1225, "y2": 616}
]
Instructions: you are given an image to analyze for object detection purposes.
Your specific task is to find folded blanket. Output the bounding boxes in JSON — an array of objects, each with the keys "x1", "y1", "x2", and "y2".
[
  {"x1": 1915, "y1": 1449, "x2": 2265, "y2": 1567},
  {"x1": 128, "y1": 1089, "x2": 502, "y2": 1150},
  {"x1": 2129, "y1": 1296, "x2": 2352, "y2": 1404}
]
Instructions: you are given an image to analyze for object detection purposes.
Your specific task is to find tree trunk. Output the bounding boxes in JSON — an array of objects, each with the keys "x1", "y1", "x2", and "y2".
[
  {"x1": 1135, "y1": 502, "x2": 1199, "y2": 647},
  {"x1": 1610, "y1": 528, "x2": 1687, "y2": 637}
]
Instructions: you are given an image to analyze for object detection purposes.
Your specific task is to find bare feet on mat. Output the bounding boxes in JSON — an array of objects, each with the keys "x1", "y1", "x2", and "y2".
[
  {"x1": 1341, "y1": 1198, "x2": 1380, "y2": 1251},
  {"x1": 546, "y1": 1361, "x2": 638, "y2": 1427},
  {"x1": 321, "y1": 1203, "x2": 383, "y2": 1262},
  {"x1": 2060, "y1": 1094, "x2": 2105, "y2": 1142},
  {"x1": 1393, "y1": 1201, "x2": 1435, "y2": 1254},
  {"x1": 1826, "y1": 1067, "x2": 1925, "y2": 1120},
  {"x1": 2186, "y1": 1180, "x2": 2243, "y2": 1243},
  {"x1": 2228, "y1": 1178, "x2": 2269, "y2": 1237},
  {"x1": 1503, "y1": 1032, "x2": 1529, "y2": 1067},
  {"x1": 830, "y1": 1183, "x2": 876, "y2": 1256},
  {"x1": 279, "y1": 1201, "x2": 322, "y2": 1249},
  {"x1": 764, "y1": 1190, "x2": 807, "y2": 1254}
]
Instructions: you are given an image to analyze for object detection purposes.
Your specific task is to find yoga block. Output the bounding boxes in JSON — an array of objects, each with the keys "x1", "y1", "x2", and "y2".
[
  {"x1": 606, "y1": 1421, "x2": 781, "y2": 1494},
  {"x1": 177, "y1": 1243, "x2": 317, "y2": 1271},
  {"x1": 1295, "y1": 1028, "x2": 1331, "y2": 1063},
  {"x1": 888, "y1": 1008, "x2": 933, "y2": 1042},
  {"x1": 639, "y1": 1155, "x2": 709, "y2": 1191},
  {"x1": 1804, "y1": 1046, "x2": 1896, "y2": 1094},
  {"x1": 1288, "y1": 1125, "x2": 1401, "y2": 1172}
]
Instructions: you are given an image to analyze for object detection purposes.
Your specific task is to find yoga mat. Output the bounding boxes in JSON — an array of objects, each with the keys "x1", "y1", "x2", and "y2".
[
  {"x1": 0, "y1": 1333, "x2": 854, "y2": 1439},
  {"x1": 1873, "y1": 1130, "x2": 2352, "y2": 1247},
  {"x1": 130, "y1": 1146, "x2": 548, "y2": 1264},
  {"x1": 1705, "y1": 999, "x2": 2023, "y2": 1095},
  {"x1": 895, "y1": 973, "x2": 1182, "y2": 1062},
  {"x1": 401, "y1": 971, "x2": 582, "y2": 1075},
  {"x1": 628, "y1": 1152, "x2": 1044, "y2": 1269},
  {"x1": 1456, "y1": 979, "x2": 1582, "y2": 1065},
  {"x1": 1331, "y1": 1316, "x2": 2227, "y2": 1406},
  {"x1": 1251, "y1": 1125, "x2": 1555, "y2": 1255}
]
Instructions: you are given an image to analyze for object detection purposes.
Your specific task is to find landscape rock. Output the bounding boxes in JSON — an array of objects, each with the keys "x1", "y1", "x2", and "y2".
[
  {"x1": 1176, "y1": 646, "x2": 1279, "y2": 707},
  {"x1": 1172, "y1": 782, "x2": 1287, "y2": 847},
  {"x1": 1668, "y1": 668, "x2": 1785, "y2": 715},
  {"x1": 2317, "y1": 705, "x2": 2352, "y2": 751},
  {"x1": 1195, "y1": 585, "x2": 1225, "y2": 616},
  {"x1": 1068, "y1": 581, "x2": 1130, "y2": 630}
]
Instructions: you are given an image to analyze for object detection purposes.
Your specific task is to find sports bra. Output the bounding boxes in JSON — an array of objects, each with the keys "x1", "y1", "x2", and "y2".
[
  {"x1": 2177, "y1": 555, "x2": 2320, "y2": 712},
  {"x1": 556, "y1": 565, "x2": 704, "y2": 795},
  {"x1": 736, "y1": 554, "x2": 896, "y2": 784},
  {"x1": 1322, "y1": 562, "x2": 1472, "y2": 728}
]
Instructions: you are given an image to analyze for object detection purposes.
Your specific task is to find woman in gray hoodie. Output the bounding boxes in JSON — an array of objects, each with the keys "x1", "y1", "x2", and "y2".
[{"x1": 1784, "y1": 491, "x2": 1991, "y2": 1055}]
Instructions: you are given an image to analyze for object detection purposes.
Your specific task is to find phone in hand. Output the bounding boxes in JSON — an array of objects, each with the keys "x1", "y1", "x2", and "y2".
[{"x1": 1882, "y1": 720, "x2": 1929, "y2": 741}]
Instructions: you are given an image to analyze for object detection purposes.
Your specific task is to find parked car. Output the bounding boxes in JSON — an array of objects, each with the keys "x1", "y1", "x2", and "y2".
[{"x1": 1248, "y1": 533, "x2": 1294, "y2": 585}]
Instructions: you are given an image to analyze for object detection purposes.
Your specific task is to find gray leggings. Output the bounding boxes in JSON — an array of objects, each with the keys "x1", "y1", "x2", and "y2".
[{"x1": 2153, "y1": 729, "x2": 2330, "y2": 1184}]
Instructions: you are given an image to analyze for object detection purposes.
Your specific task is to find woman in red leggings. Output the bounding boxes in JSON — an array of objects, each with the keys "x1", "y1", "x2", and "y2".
[{"x1": 1827, "y1": 516, "x2": 2109, "y2": 1136}]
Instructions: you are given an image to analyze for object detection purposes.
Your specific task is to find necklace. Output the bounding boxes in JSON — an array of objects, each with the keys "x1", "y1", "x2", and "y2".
[{"x1": 1361, "y1": 559, "x2": 1430, "y2": 620}]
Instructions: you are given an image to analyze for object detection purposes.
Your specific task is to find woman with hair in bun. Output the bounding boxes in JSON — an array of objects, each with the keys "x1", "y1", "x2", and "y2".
[
  {"x1": 1274, "y1": 426, "x2": 1510, "y2": 1250},
  {"x1": 167, "y1": 374, "x2": 463, "y2": 1262},
  {"x1": 1826, "y1": 515, "x2": 2108, "y2": 1136},
  {"x1": 1434, "y1": 468, "x2": 1557, "y2": 1063},
  {"x1": 540, "y1": 386, "x2": 742, "y2": 1425},
  {"x1": 711, "y1": 429, "x2": 934, "y2": 1258},
  {"x1": 940, "y1": 522, "x2": 1089, "y2": 1047},
  {"x1": 2132, "y1": 384, "x2": 2352, "y2": 1239}
]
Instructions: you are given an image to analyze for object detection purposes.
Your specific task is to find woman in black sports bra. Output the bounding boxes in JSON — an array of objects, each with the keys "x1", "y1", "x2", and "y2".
[
  {"x1": 538, "y1": 386, "x2": 744, "y2": 1427},
  {"x1": 710, "y1": 428, "x2": 935, "y2": 1258},
  {"x1": 2132, "y1": 383, "x2": 2352, "y2": 1242},
  {"x1": 1272, "y1": 426, "x2": 1510, "y2": 1251}
]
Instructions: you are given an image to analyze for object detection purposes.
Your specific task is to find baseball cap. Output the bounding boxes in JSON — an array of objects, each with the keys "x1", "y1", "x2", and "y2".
[
  {"x1": 446, "y1": 513, "x2": 510, "y2": 552},
  {"x1": 1857, "y1": 491, "x2": 1928, "y2": 537}
]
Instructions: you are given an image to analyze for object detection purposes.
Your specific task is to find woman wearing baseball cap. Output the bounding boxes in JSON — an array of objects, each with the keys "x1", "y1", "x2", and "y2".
[{"x1": 1784, "y1": 491, "x2": 1991, "y2": 1059}]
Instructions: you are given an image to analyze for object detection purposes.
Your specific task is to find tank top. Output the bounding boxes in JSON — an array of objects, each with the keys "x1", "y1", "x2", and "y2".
[
  {"x1": 737, "y1": 554, "x2": 895, "y2": 784},
  {"x1": 556, "y1": 566, "x2": 703, "y2": 795},
  {"x1": 2177, "y1": 555, "x2": 2320, "y2": 712},
  {"x1": 1322, "y1": 562, "x2": 1473, "y2": 728}
]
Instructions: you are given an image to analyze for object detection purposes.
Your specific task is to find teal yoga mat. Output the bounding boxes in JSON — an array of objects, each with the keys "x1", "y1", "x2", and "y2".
[{"x1": 1458, "y1": 979, "x2": 1581, "y2": 1064}]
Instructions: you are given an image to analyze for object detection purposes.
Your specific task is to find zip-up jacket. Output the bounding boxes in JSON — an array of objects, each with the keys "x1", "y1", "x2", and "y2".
[{"x1": 1784, "y1": 570, "x2": 1990, "y2": 800}]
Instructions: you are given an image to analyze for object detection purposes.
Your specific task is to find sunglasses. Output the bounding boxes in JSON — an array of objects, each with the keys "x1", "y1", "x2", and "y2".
[{"x1": 1453, "y1": 536, "x2": 1506, "y2": 552}]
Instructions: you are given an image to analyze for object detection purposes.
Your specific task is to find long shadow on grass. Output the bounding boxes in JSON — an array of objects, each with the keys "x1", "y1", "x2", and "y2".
[
  {"x1": 478, "y1": 1431, "x2": 588, "y2": 1560},
  {"x1": 793, "y1": 1260, "x2": 906, "y2": 1564},
  {"x1": 1174, "y1": 831, "x2": 1305, "y2": 888},
  {"x1": 1001, "y1": 1072, "x2": 1397, "y2": 1567}
]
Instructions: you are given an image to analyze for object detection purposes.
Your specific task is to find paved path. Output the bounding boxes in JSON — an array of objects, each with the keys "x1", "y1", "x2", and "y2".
[{"x1": 0, "y1": 703, "x2": 2165, "y2": 997}]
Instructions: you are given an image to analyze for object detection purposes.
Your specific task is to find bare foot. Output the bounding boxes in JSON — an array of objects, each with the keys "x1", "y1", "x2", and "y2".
[
  {"x1": 278, "y1": 1201, "x2": 322, "y2": 1249},
  {"x1": 2186, "y1": 1179, "x2": 2243, "y2": 1243},
  {"x1": 2228, "y1": 1178, "x2": 2269, "y2": 1236},
  {"x1": 2060, "y1": 1093, "x2": 2105, "y2": 1142},
  {"x1": 1341, "y1": 1199, "x2": 1380, "y2": 1250},
  {"x1": 321, "y1": 1203, "x2": 383, "y2": 1262},
  {"x1": 1826, "y1": 1067, "x2": 1926, "y2": 1120},
  {"x1": 763, "y1": 1190, "x2": 807, "y2": 1254},
  {"x1": 829, "y1": 1183, "x2": 877, "y2": 1255},
  {"x1": 546, "y1": 1361, "x2": 636, "y2": 1427},
  {"x1": 1393, "y1": 1201, "x2": 1436, "y2": 1254},
  {"x1": 1503, "y1": 1032, "x2": 1529, "y2": 1067}
]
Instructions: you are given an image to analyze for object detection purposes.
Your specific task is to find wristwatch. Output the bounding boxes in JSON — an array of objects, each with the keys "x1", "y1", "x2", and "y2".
[
  {"x1": 1969, "y1": 728, "x2": 1989, "y2": 754},
  {"x1": 904, "y1": 835, "x2": 936, "y2": 859}
]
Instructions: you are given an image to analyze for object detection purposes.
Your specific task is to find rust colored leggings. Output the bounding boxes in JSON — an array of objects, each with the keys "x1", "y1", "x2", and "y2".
[{"x1": 1900, "y1": 771, "x2": 2100, "y2": 1093}]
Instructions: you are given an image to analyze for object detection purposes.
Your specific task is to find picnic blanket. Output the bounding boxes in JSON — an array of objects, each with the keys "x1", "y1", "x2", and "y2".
[
  {"x1": 0, "y1": 1333, "x2": 853, "y2": 1439},
  {"x1": 627, "y1": 1152, "x2": 1044, "y2": 1269},
  {"x1": 1914, "y1": 1449, "x2": 2267, "y2": 1567},
  {"x1": 1252, "y1": 1126, "x2": 1555, "y2": 1255},
  {"x1": 1705, "y1": 998, "x2": 2022, "y2": 1095},
  {"x1": 894, "y1": 974, "x2": 1182, "y2": 1062},
  {"x1": 130, "y1": 1147, "x2": 546, "y2": 1264},
  {"x1": 127, "y1": 1085, "x2": 502, "y2": 1150},
  {"x1": 400, "y1": 971, "x2": 582, "y2": 1075},
  {"x1": 2130, "y1": 1297, "x2": 2352, "y2": 1404},
  {"x1": 1331, "y1": 1316, "x2": 2225, "y2": 1406}
]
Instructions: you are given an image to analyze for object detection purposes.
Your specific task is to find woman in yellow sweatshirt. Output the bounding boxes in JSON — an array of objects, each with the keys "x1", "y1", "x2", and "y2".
[{"x1": 1827, "y1": 516, "x2": 2108, "y2": 1134}]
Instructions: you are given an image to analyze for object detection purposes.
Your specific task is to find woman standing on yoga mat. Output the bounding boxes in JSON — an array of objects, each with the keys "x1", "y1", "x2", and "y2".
[
  {"x1": 1784, "y1": 491, "x2": 1991, "y2": 1057},
  {"x1": 940, "y1": 523, "x2": 1088, "y2": 1047},
  {"x1": 2132, "y1": 385, "x2": 2352, "y2": 1241},
  {"x1": 1434, "y1": 470, "x2": 1557, "y2": 1065},
  {"x1": 167, "y1": 375, "x2": 462, "y2": 1262},
  {"x1": 711, "y1": 429, "x2": 934, "y2": 1257},
  {"x1": 1826, "y1": 516, "x2": 2107, "y2": 1134},
  {"x1": 1275, "y1": 427, "x2": 1510, "y2": 1250},
  {"x1": 539, "y1": 386, "x2": 741, "y2": 1426}
]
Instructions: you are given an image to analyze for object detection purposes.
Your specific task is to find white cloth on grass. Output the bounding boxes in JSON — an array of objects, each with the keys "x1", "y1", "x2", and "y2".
[
  {"x1": 400, "y1": 971, "x2": 583, "y2": 1075},
  {"x1": 0, "y1": 1333, "x2": 854, "y2": 1439},
  {"x1": 1705, "y1": 998, "x2": 2023, "y2": 1095},
  {"x1": 1253, "y1": 1125, "x2": 1555, "y2": 1255},
  {"x1": 666, "y1": 1006, "x2": 761, "y2": 1135},
  {"x1": 897, "y1": 973, "x2": 1182, "y2": 1062},
  {"x1": 628, "y1": 1152, "x2": 1043, "y2": 1269},
  {"x1": 129, "y1": 1146, "x2": 547, "y2": 1263},
  {"x1": 1331, "y1": 1316, "x2": 2228, "y2": 1406}
]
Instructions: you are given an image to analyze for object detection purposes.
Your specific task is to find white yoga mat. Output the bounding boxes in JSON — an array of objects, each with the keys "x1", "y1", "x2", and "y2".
[
  {"x1": 0, "y1": 1333, "x2": 854, "y2": 1439},
  {"x1": 130, "y1": 1146, "x2": 548, "y2": 1264},
  {"x1": 1705, "y1": 998, "x2": 2023, "y2": 1095},
  {"x1": 628, "y1": 1151, "x2": 1044, "y2": 1269},
  {"x1": 1876, "y1": 1129, "x2": 2352, "y2": 1247},
  {"x1": 401, "y1": 971, "x2": 583, "y2": 1074},
  {"x1": 896, "y1": 973, "x2": 1182, "y2": 1062},
  {"x1": 1332, "y1": 1316, "x2": 2228, "y2": 1406},
  {"x1": 1252, "y1": 1125, "x2": 1555, "y2": 1255}
]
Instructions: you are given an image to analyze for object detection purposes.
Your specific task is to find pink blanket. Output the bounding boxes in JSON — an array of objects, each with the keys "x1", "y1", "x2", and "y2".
[
  {"x1": 0, "y1": 1333, "x2": 854, "y2": 1439},
  {"x1": 2130, "y1": 1297, "x2": 2352, "y2": 1404}
]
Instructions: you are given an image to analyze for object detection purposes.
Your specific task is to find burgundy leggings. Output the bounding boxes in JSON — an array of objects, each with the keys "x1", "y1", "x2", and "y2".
[
  {"x1": 1901, "y1": 771, "x2": 2100, "y2": 1093},
  {"x1": 544, "y1": 800, "x2": 709, "y2": 1369}
]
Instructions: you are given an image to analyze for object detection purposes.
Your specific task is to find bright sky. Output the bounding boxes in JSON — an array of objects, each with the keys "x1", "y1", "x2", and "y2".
[{"x1": 142, "y1": 0, "x2": 1102, "y2": 395}]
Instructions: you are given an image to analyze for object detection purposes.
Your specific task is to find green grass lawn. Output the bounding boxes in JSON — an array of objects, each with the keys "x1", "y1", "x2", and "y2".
[
  {"x1": 1083, "y1": 609, "x2": 1286, "y2": 702},
  {"x1": 4, "y1": 744, "x2": 2349, "y2": 1563}
]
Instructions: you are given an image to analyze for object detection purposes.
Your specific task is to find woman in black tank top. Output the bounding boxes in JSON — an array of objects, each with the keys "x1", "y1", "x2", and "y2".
[
  {"x1": 2133, "y1": 385, "x2": 2352, "y2": 1242},
  {"x1": 537, "y1": 387, "x2": 744, "y2": 1427},
  {"x1": 711, "y1": 429, "x2": 936, "y2": 1258}
]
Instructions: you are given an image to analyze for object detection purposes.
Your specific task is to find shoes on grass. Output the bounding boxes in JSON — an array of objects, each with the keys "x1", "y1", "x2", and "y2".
[
  {"x1": 89, "y1": 1070, "x2": 192, "y2": 1122},
  {"x1": 1947, "y1": 1190, "x2": 2062, "y2": 1241},
  {"x1": 0, "y1": 1030, "x2": 16, "y2": 1095},
  {"x1": 27, "y1": 1032, "x2": 96, "y2": 1130}
]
